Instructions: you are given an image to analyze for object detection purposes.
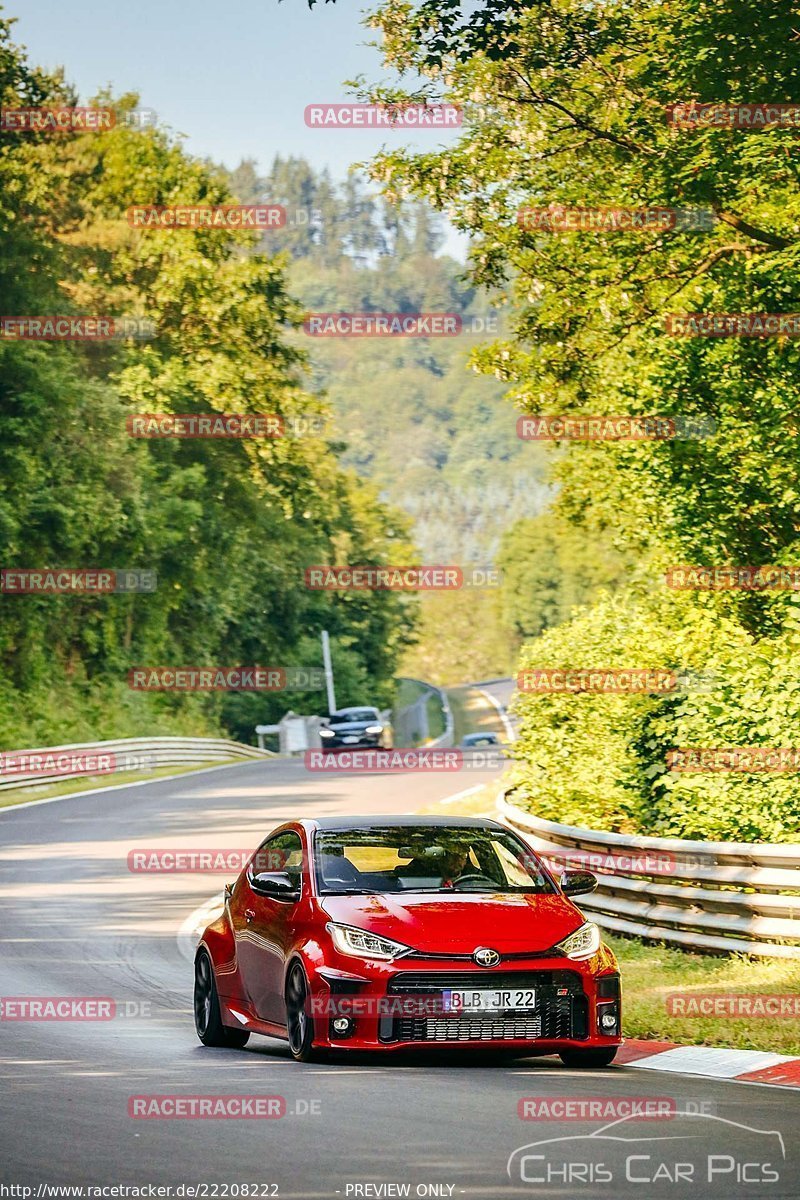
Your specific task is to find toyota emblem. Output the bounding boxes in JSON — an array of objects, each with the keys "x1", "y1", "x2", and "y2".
[{"x1": 473, "y1": 946, "x2": 501, "y2": 967}]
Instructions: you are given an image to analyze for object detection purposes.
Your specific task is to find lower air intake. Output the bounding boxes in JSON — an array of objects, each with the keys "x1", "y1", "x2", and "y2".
[{"x1": 397, "y1": 1015, "x2": 544, "y2": 1042}]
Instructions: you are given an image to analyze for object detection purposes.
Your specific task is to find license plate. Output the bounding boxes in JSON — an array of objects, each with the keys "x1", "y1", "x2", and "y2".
[
  {"x1": 342, "y1": 736, "x2": 359, "y2": 744},
  {"x1": 442, "y1": 988, "x2": 537, "y2": 1014}
]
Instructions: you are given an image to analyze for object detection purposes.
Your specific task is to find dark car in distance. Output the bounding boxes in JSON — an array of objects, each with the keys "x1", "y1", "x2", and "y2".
[
  {"x1": 319, "y1": 706, "x2": 391, "y2": 751},
  {"x1": 461, "y1": 732, "x2": 502, "y2": 748}
]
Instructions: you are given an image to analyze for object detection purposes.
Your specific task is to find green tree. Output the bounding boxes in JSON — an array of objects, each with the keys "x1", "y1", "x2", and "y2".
[
  {"x1": 0, "y1": 24, "x2": 416, "y2": 747},
  {"x1": 351, "y1": 0, "x2": 800, "y2": 835},
  {"x1": 497, "y1": 512, "x2": 629, "y2": 644}
]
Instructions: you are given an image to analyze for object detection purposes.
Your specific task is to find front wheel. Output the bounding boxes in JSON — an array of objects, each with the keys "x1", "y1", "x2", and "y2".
[
  {"x1": 559, "y1": 1047, "x2": 618, "y2": 1068},
  {"x1": 194, "y1": 949, "x2": 250, "y2": 1048},
  {"x1": 285, "y1": 962, "x2": 317, "y2": 1062}
]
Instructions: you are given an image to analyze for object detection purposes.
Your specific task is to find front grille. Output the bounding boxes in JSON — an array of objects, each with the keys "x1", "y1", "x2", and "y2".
[
  {"x1": 388, "y1": 970, "x2": 581, "y2": 992},
  {"x1": 381, "y1": 970, "x2": 587, "y2": 1044}
]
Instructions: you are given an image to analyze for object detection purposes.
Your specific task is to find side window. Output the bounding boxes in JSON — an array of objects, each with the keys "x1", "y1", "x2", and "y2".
[{"x1": 250, "y1": 831, "x2": 304, "y2": 890}]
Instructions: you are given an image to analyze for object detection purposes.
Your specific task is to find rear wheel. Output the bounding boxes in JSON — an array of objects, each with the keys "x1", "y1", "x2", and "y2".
[
  {"x1": 194, "y1": 949, "x2": 250, "y2": 1048},
  {"x1": 285, "y1": 962, "x2": 316, "y2": 1062},
  {"x1": 559, "y1": 1047, "x2": 618, "y2": 1068}
]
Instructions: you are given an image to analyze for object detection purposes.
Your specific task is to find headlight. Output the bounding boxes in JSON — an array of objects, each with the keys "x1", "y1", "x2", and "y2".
[
  {"x1": 555, "y1": 921, "x2": 601, "y2": 961},
  {"x1": 320, "y1": 728, "x2": 335, "y2": 737},
  {"x1": 364, "y1": 724, "x2": 383, "y2": 734},
  {"x1": 327, "y1": 922, "x2": 413, "y2": 961}
]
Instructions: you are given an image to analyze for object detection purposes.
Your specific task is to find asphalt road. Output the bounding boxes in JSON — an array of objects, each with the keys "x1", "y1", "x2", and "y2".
[
  {"x1": 1, "y1": 757, "x2": 798, "y2": 1199},
  {"x1": 469, "y1": 678, "x2": 515, "y2": 714}
]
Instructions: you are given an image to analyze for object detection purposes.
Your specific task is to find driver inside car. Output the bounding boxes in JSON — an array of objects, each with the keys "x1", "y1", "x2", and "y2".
[
  {"x1": 394, "y1": 842, "x2": 473, "y2": 887},
  {"x1": 440, "y1": 846, "x2": 470, "y2": 887}
]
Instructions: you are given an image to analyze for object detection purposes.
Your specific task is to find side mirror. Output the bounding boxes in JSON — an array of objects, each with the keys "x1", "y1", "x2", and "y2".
[
  {"x1": 250, "y1": 870, "x2": 300, "y2": 900},
  {"x1": 560, "y1": 870, "x2": 598, "y2": 897}
]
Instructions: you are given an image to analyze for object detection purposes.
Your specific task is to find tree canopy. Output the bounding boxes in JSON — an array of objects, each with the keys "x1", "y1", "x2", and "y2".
[
  {"x1": 0, "y1": 19, "x2": 415, "y2": 746},
  {"x1": 350, "y1": 0, "x2": 800, "y2": 837}
]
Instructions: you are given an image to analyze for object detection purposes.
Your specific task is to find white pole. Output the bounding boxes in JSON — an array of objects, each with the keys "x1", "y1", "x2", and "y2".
[{"x1": 321, "y1": 630, "x2": 337, "y2": 714}]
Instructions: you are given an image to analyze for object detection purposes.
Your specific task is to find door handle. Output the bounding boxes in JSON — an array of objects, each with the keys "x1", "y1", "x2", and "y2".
[{"x1": 245, "y1": 908, "x2": 256, "y2": 924}]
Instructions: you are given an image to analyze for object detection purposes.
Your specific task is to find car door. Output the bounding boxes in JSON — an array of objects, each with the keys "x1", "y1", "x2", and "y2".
[{"x1": 230, "y1": 830, "x2": 305, "y2": 1025}]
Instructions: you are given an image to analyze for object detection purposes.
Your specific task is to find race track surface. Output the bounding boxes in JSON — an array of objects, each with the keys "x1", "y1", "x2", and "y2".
[{"x1": 1, "y1": 758, "x2": 797, "y2": 1198}]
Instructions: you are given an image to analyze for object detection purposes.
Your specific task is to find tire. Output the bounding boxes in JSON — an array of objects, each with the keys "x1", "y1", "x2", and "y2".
[
  {"x1": 559, "y1": 1047, "x2": 618, "y2": 1068},
  {"x1": 194, "y1": 949, "x2": 250, "y2": 1048},
  {"x1": 285, "y1": 961, "x2": 316, "y2": 1062}
]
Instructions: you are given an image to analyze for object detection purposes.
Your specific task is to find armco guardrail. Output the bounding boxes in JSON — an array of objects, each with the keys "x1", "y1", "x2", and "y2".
[
  {"x1": 393, "y1": 677, "x2": 453, "y2": 748},
  {"x1": 500, "y1": 789, "x2": 800, "y2": 959},
  {"x1": 428, "y1": 684, "x2": 454, "y2": 748},
  {"x1": 0, "y1": 736, "x2": 271, "y2": 792}
]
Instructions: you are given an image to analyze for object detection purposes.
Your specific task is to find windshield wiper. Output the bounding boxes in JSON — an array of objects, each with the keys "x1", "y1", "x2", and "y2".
[{"x1": 324, "y1": 887, "x2": 380, "y2": 895}]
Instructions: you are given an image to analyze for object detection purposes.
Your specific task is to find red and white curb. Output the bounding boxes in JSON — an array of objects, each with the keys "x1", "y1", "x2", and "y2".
[{"x1": 619, "y1": 1039, "x2": 800, "y2": 1088}]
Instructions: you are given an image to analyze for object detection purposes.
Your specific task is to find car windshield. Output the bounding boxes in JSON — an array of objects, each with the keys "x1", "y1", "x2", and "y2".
[
  {"x1": 314, "y1": 825, "x2": 555, "y2": 895},
  {"x1": 327, "y1": 709, "x2": 378, "y2": 724}
]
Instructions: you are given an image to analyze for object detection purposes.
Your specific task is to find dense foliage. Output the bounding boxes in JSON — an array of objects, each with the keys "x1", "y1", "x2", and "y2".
[
  {"x1": 0, "y1": 22, "x2": 416, "y2": 747},
  {"x1": 353, "y1": 0, "x2": 800, "y2": 838}
]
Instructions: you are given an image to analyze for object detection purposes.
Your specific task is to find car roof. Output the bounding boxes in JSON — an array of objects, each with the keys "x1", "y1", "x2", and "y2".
[
  {"x1": 332, "y1": 706, "x2": 378, "y2": 714},
  {"x1": 305, "y1": 815, "x2": 506, "y2": 832}
]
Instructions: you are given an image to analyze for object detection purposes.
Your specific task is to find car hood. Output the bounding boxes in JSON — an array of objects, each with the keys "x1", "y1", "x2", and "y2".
[{"x1": 319, "y1": 891, "x2": 585, "y2": 955}]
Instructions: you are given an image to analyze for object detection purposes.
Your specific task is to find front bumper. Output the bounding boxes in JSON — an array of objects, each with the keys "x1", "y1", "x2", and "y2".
[
  {"x1": 309, "y1": 952, "x2": 622, "y2": 1052},
  {"x1": 319, "y1": 733, "x2": 383, "y2": 750}
]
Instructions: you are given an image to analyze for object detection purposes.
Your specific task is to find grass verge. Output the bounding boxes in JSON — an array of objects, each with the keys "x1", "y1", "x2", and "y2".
[{"x1": 609, "y1": 934, "x2": 800, "y2": 1056}]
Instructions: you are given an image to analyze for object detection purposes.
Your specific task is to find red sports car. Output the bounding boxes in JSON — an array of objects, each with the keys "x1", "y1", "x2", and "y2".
[{"x1": 194, "y1": 816, "x2": 622, "y2": 1064}]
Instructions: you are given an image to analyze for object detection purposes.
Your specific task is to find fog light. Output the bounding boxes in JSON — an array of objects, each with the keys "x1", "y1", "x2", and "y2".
[
  {"x1": 332, "y1": 1017, "x2": 352, "y2": 1035},
  {"x1": 600, "y1": 1012, "x2": 617, "y2": 1031}
]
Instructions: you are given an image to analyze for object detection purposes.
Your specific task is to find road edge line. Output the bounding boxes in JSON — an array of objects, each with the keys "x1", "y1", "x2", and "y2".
[{"x1": 0, "y1": 758, "x2": 275, "y2": 816}]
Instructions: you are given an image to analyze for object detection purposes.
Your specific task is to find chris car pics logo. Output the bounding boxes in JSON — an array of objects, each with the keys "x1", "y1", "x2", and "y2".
[{"x1": 507, "y1": 1112, "x2": 784, "y2": 1188}]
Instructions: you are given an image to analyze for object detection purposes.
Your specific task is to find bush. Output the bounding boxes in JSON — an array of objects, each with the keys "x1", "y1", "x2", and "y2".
[{"x1": 510, "y1": 589, "x2": 800, "y2": 841}]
